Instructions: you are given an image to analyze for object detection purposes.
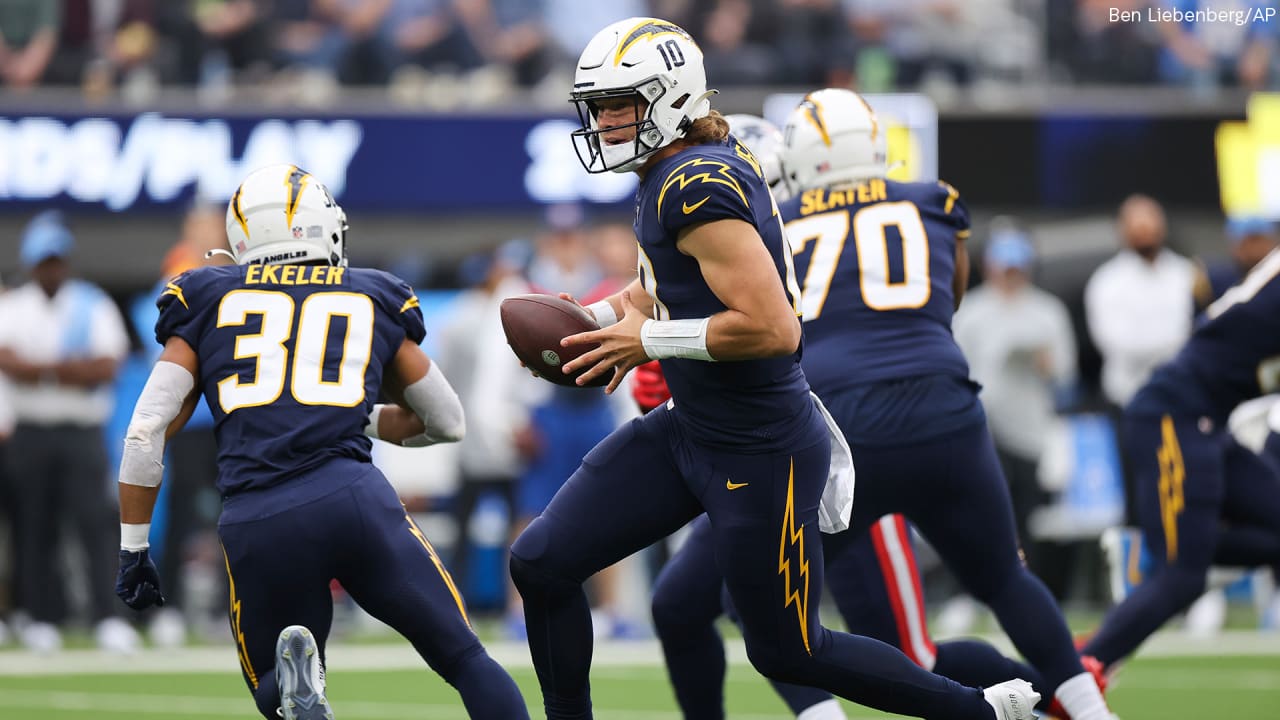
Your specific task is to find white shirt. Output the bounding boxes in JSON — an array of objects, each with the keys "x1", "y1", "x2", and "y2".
[
  {"x1": 0, "y1": 280, "x2": 130, "y2": 426},
  {"x1": 1084, "y1": 248, "x2": 1196, "y2": 406},
  {"x1": 437, "y1": 276, "x2": 548, "y2": 479},
  {"x1": 954, "y1": 284, "x2": 1077, "y2": 461}
]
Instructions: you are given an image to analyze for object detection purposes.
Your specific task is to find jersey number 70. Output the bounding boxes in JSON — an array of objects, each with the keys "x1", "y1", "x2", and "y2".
[
  {"x1": 215, "y1": 290, "x2": 375, "y2": 413},
  {"x1": 786, "y1": 202, "x2": 931, "y2": 319}
]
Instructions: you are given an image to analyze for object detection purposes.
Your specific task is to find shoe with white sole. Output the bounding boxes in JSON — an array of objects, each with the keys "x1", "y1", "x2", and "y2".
[
  {"x1": 983, "y1": 679, "x2": 1040, "y2": 720},
  {"x1": 276, "y1": 625, "x2": 333, "y2": 720}
]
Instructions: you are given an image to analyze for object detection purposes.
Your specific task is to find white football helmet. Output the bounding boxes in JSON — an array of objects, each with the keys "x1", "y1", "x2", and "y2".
[
  {"x1": 725, "y1": 113, "x2": 791, "y2": 200},
  {"x1": 570, "y1": 17, "x2": 716, "y2": 173},
  {"x1": 222, "y1": 164, "x2": 348, "y2": 266},
  {"x1": 782, "y1": 88, "x2": 887, "y2": 192}
]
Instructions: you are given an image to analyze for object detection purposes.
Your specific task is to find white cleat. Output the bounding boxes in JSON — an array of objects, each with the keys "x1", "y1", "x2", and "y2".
[
  {"x1": 276, "y1": 625, "x2": 334, "y2": 720},
  {"x1": 983, "y1": 679, "x2": 1040, "y2": 720}
]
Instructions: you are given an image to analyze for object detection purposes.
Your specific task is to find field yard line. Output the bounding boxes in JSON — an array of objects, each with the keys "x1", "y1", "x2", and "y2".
[
  {"x1": 0, "y1": 689, "x2": 882, "y2": 720},
  {"x1": 0, "y1": 630, "x2": 1277, "y2": 677}
]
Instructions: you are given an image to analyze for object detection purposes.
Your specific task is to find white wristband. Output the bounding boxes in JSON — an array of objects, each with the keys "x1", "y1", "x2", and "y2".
[
  {"x1": 640, "y1": 318, "x2": 715, "y2": 361},
  {"x1": 364, "y1": 404, "x2": 384, "y2": 440},
  {"x1": 121, "y1": 522, "x2": 151, "y2": 551},
  {"x1": 586, "y1": 300, "x2": 617, "y2": 327}
]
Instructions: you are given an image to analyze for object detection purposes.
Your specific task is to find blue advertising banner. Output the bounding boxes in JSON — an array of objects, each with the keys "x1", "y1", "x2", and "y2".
[{"x1": 0, "y1": 112, "x2": 638, "y2": 213}]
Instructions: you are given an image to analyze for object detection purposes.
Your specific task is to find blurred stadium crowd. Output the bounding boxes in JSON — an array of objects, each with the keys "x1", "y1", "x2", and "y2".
[{"x1": 0, "y1": 0, "x2": 1277, "y2": 106}]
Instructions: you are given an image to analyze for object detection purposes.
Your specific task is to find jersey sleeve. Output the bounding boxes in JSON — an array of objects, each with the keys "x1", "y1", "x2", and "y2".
[
  {"x1": 656, "y1": 153, "x2": 757, "y2": 234},
  {"x1": 155, "y1": 270, "x2": 213, "y2": 348},
  {"x1": 934, "y1": 180, "x2": 971, "y2": 236},
  {"x1": 373, "y1": 271, "x2": 427, "y2": 345}
]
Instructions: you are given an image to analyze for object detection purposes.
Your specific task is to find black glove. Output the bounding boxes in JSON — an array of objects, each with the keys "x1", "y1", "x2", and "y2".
[{"x1": 116, "y1": 548, "x2": 166, "y2": 611}]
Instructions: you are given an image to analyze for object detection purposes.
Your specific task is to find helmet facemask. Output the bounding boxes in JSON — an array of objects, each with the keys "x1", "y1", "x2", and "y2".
[{"x1": 571, "y1": 79, "x2": 678, "y2": 174}]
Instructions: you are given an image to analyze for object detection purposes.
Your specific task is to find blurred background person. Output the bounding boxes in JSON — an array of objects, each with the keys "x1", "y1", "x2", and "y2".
[
  {"x1": 0, "y1": 211, "x2": 136, "y2": 653},
  {"x1": 1155, "y1": 0, "x2": 1277, "y2": 93},
  {"x1": 46, "y1": 0, "x2": 160, "y2": 99},
  {"x1": 0, "y1": 0, "x2": 60, "y2": 90},
  {"x1": 438, "y1": 240, "x2": 542, "y2": 614},
  {"x1": 1195, "y1": 216, "x2": 1280, "y2": 311},
  {"x1": 954, "y1": 226, "x2": 1079, "y2": 600}
]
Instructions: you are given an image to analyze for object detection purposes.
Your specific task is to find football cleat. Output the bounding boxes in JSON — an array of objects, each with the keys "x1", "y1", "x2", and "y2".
[
  {"x1": 276, "y1": 625, "x2": 334, "y2": 720},
  {"x1": 982, "y1": 679, "x2": 1040, "y2": 720},
  {"x1": 1044, "y1": 655, "x2": 1111, "y2": 720}
]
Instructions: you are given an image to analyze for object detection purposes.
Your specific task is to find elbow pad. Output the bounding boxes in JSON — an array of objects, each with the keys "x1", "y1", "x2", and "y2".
[
  {"x1": 401, "y1": 362, "x2": 466, "y2": 446},
  {"x1": 120, "y1": 361, "x2": 193, "y2": 488}
]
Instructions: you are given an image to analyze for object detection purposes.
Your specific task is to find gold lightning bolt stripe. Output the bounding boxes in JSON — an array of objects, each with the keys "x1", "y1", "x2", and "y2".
[
  {"x1": 853, "y1": 92, "x2": 880, "y2": 143},
  {"x1": 161, "y1": 281, "x2": 188, "y2": 309},
  {"x1": 400, "y1": 295, "x2": 420, "y2": 314},
  {"x1": 222, "y1": 547, "x2": 258, "y2": 688},
  {"x1": 799, "y1": 94, "x2": 831, "y2": 147},
  {"x1": 406, "y1": 513, "x2": 472, "y2": 628},
  {"x1": 614, "y1": 19, "x2": 691, "y2": 66},
  {"x1": 778, "y1": 458, "x2": 811, "y2": 655},
  {"x1": 657, "y1": 158, "x2": 749, "y2": 217},
  {"x1": 1156, "y1": 415, "x2": 1185, "y2": 562},
  {"x1": 229, "y1": 184, "x2": 250, "y2": 238},
  {"x1": 284, "y1": 165, "x2": 310, "y2": 229}
]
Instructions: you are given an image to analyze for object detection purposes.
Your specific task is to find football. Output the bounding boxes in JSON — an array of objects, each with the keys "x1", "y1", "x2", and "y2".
[{"x1": 500, "y1": 294, "x2": 608, "y2": 388}]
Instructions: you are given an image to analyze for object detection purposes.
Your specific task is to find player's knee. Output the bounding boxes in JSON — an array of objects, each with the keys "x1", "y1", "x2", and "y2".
[
  {"x1": 1160, "y1": 563, "x2": 1209, "y2": 605},
  {"x1": 650, "y1": 582, "x2": 688, "y2": 639},
  {"x1": 743, "y1": 637, "x2": 810, "y2": 685},
  {"x1": 509, "y1": 548, "x2": 579, "y2": 601}
]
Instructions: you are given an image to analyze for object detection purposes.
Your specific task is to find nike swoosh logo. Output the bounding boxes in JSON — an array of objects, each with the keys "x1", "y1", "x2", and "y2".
[
  {"x1": 726, "y1": 479, "x2": 749, "y2": 490},
  {"x1": 683, "y1": 196, "x2": 710, "y2": 214}
]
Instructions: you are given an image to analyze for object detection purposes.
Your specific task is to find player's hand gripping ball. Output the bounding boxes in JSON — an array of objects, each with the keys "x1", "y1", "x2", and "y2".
[{"x1": 501, "y1": 294, "x2": 608, "y2": 387}]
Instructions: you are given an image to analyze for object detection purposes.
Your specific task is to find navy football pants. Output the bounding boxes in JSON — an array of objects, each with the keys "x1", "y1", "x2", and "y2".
[
  {"x1": 510, "y1": 403, "x2": 993, "y2": 720},
  {"x1": 653, "y1": 513, "x2": 1043, "y2": 719},
  {"x1": 219, "y1": 467, "x2": 528, "y2": 719},
  {"x1": 1085, "y1": 413, "x2": 1280, "y2": 668}
]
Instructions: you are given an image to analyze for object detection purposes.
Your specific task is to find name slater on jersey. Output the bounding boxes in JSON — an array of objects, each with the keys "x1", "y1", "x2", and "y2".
[
  {"x1": 798, "y1": 178, "x2": 888, "y2": 216},
  {"x1": 245, "y1": 264, "x2": 346, "y2": 286}
]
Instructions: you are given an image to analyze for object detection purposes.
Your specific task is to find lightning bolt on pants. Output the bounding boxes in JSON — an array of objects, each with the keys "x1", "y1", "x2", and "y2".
[
  {"x1": 1085, "y1": 413, "x2": 1280, "y2": 668},
  {"x1": 220, "y1": 466, "x2": 527, "y2": 720},
  {"x1": 510, "y1": 403, "x2": 994, "y2": 720}
]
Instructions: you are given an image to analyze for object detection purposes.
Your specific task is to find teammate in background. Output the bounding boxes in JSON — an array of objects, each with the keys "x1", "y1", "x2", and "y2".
[
  {"x1": 509, "y1": 18, "x2": 1037, "y2": 720},
  {"x1": 645, "y1": 111, "x2": 1080, "y2": 720},
  {"x1": 113, "y1": 165, "x2": 529, "y2": 720},
  {"x1": 777, "y1": 89, "x2": 1111, "y2": 720},
  {"x1": 1082, "y1": 244, "x2": 1280, "y2": 671}
]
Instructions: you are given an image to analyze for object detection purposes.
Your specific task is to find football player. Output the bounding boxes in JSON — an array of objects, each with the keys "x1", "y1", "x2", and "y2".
[
  {"x1": 113, "y1": 165, "x2": 530, "y2": 720},
  {"x1": 508, "y1": 17, "x2": 1037, "y2": 720},
  {"x1": 1081, "y1": 242, "x2": 1280, "y2": 671},
  {"x1": 646, "y1": 114, "x2": 1050, "y2": 720}
]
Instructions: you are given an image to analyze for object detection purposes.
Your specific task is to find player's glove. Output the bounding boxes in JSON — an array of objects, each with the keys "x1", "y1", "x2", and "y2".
[
  {"x1": 631, "y1": 360, "x2": 671, "y2": 413},
  {"x1": 115, "y1": 549, "x2": 166, "y2": 611}
]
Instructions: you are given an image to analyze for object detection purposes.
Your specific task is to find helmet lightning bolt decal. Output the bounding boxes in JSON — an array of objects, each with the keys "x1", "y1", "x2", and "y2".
[
  {"x1": 779, "y1": 458, "x2": 812, "y2": 655},
  {"x1": 657, "y1": 158, "x2": 748, "y2": 217},
  {"x1": 614, "y1": 19, "x2": 692, "y2": 66},
  {"x1": 229, "y1": 184, "x2": 250, "y2": 238},
  {"x1": 283, "y1": 165, "x2": 310, "y2": 229},
  {"x1": 799, "y1": 94, "x2": 831, "y2": 147}
]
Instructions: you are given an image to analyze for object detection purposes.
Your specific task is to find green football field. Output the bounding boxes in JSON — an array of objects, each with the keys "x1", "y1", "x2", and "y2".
[{"x1": 0, "y1": 637, "x2": 1277, "y2": 719}]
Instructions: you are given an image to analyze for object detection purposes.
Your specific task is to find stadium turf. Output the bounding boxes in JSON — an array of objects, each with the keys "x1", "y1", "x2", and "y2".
[{"x1": 0, "y1": 650, "x2": 1276, "y2": 719}]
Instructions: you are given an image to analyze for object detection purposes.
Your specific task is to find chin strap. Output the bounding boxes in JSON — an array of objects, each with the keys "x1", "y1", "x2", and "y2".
[{"x1": 204, "y1": 248, "x2": 236, "y2": 262}]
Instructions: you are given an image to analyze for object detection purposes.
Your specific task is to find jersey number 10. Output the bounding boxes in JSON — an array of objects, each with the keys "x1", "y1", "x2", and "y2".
[
  {"x1": 786, "y1": 202, "x2": 931, "y2": 319},
  {"x1": 216, "y1": 290, "x2": 375, "y2": 413}
]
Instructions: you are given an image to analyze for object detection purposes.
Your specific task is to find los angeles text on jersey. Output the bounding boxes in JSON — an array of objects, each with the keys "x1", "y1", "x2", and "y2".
[
  {"x1": 797, "y1": 179, "x2": 888, "y2": 216},
  {"x1": 244, "y1": 264, "x2": 347, "y2": 286}
]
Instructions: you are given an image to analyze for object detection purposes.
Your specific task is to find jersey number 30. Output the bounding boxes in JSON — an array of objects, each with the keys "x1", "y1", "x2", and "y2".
[
  {"x1": 787, "y1": 202, "x2": 930, "y2": 319},
  {"x1": 216, "y1": 290, "x2": 375, "y2": 413}
]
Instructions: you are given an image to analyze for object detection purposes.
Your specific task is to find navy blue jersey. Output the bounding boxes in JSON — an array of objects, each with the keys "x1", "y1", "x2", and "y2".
[
  {"x1": 1131, "y1": 249, "x2": 1280, "y2": 425},
  {"x1": 156, "y1": 263, "x2": 426, "y2": 497},
  {"x1": 633, "y1": 136, "x2": 814, "y2": 450},
  {"x1": 781, "y1": 179, "x2": 971, "y2": 396}
]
